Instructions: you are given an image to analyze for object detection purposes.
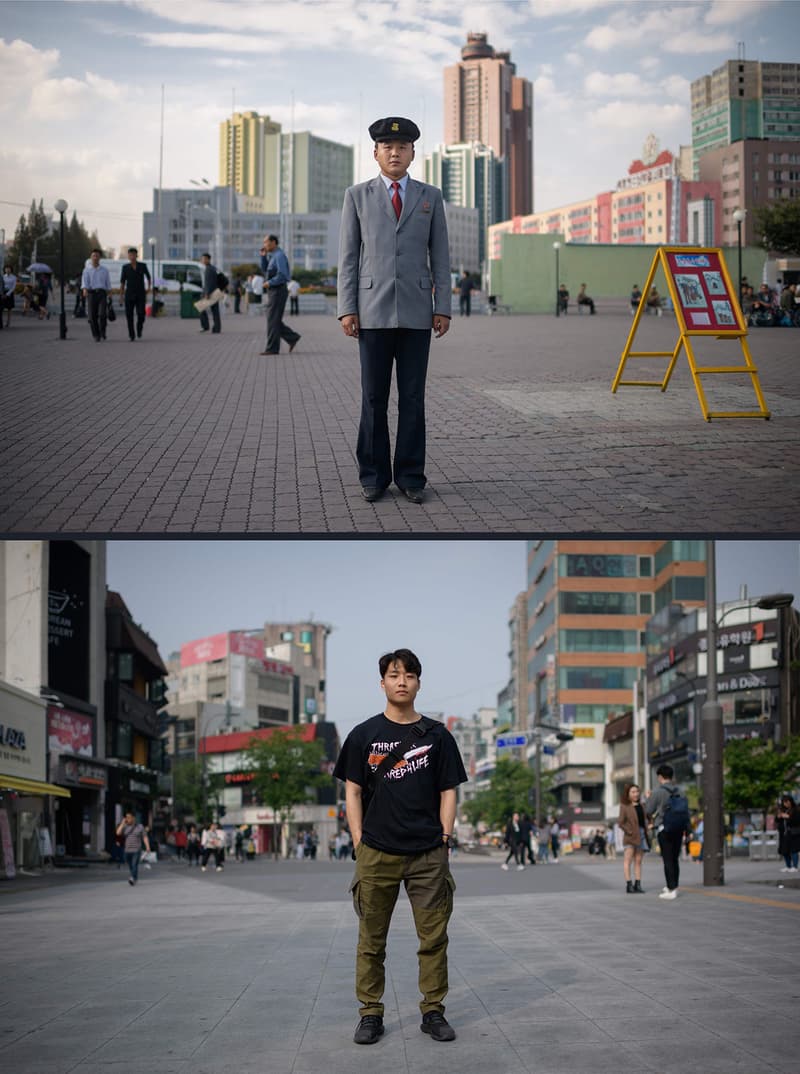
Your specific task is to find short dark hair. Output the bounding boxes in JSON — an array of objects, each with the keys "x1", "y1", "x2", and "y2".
[
  {"x1": 656, "y1": 763, "x2": 674, "y2": 780},
  {"x1": 91, "y1": 248, "x2": 102, "y2": 255},
  {"x1": 127, "y1": 247, "x2": 138, "y2": 254},
  {"x1": 201, "y1": 252, "x2": 211, "y2": 259},
  {"x1": 267, "y1": 234, "x2": 279, "y2": 245},
  {"x1": 379, "y1": 648, "x2": 422, "y2": 679}
]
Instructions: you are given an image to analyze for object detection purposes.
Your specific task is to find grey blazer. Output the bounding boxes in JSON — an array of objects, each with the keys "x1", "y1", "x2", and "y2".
[{"x1": 337, "y1": 176, "x2": 452, "y2": 329}]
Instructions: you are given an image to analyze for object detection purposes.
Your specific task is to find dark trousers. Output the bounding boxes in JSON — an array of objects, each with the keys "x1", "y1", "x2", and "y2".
[
  {"x1": 200, "y1": 300, "x2": 221, "y2": 332},
  {"x1": 459, "y1": 293, "x2": 471, "y2": 316},
  {"x1": 201, "y1": 847, "x2": 224, "y2": 868},
  {"x1": 266, "y1": 283, "x2": 300, "y2": 352},
  {"x1": 125, "y1": 294, "x2": 146, "y2": 339},
  {"x1": 504, "y1": 843, "x2": 522, "y2": 866},
  {"x1": 578, "y1": 296, "x2": 596, "y2": 314},
  {"x1": 357, "y1": 328, "x2": 431, "y2": 491},
  {"x1": 87, "y1": 289, "x2": 107, "y2": 339},
  {"x1": 658, "y1": 830, "x2": 682, "y2": 890},
  {"x1": 125, "y1": 850, "x2": 141, "y2": 882},
  {"x1": 290, "y1": 295, "x2": 299, "y2": 315}
]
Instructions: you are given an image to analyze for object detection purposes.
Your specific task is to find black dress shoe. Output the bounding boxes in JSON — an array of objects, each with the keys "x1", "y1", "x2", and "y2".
[
  {"x1": 354, "y1": 1015, "x2": 384, "y2": 1045},
  {"x1": 361, "y1": 486, "x2": 385, "y2": 503},
  {"x1": 421, "y1": 1012, "x2": 455, "y2": 1042},
  {"x1": 288, "y1": 337, "x2": 300, "y2": 353},
  {"x1": 399, "y1": 486, "x2": 425, "y2": 504},
  {"x1": 129, "y1": 335, "x2": 135, "y2": 342}
]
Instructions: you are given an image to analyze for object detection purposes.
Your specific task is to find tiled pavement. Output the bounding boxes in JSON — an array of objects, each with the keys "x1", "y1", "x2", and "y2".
[
  {"x1": 1, "y1": 310, "x2": 798, "y2": 535},
  {"x1": 2, "y1": 853, "x2": 799, "y2": 1074}
]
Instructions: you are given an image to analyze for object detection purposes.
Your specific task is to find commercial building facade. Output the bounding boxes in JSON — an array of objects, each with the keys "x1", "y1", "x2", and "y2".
[
  {"x1": 425, "y1": 142, "x2": 507, "y2": 265},
  {"x1": 218, "y1": 110, "x2": 282, "y2": 198},
  {"x1": 262, "y1": 131, "x2": 353, "y2": 214},
  {"x1": 525, "y1": 540, "x2": 708, "y2": 834}
]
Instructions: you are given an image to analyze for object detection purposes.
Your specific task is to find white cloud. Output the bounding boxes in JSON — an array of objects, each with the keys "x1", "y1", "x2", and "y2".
[
  {"x1": 638, "y1": 56, "x2": 661, "y2": 72},
  {"x1": 211, "y1": 57, "x2": 252, "y2": 69},
  {"x1": 584, "y1": 4, "x2": 737, "y2": 55},
  {"x1": 28, "y1": 70, "x2": 130, "y2": 120},
  {"x1": 584, "y1": 71, "x2": 648, "y2": 98},
  {"x1": 588, "y1": 99, "x2": 687, "y2": 131},
  {"x1": 704, "y1": 0, "x2": 778, "y2": 26},
  {"x1": 0, "y1": 38, "x2": 60, "y2": 110},
  {"x1": 565, "y1": 51, "x2": 584, "y2": 68}
]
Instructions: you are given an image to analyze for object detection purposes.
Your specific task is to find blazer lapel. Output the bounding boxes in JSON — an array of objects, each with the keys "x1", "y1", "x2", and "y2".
[
  {"x1": 370, "y1": 176, "x2": 397, "y2": 225},
  {"x1": 398, "y1": 179, "x2": 424, "y2": 227}
]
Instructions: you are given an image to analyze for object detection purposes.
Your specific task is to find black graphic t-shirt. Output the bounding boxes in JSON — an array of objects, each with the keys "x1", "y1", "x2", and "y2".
[{"x1": 333, "y1": 713, "x2": 468, "y2": 855}]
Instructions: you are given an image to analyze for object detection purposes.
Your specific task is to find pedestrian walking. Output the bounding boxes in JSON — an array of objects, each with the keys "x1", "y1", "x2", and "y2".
[
  {"x1": 618, "y1": 783, "x2": 649, "y2": 894},
  {"x1": 174, "y1": 826, "x2": 187, "y2": 860},
  {"x1": 81, "y1": 249, "x2": 112, "y2": 342},
  {"x1": 116, "y1": 810, "x2": 151, "y2": 886},
  {"x1": 458, "y1": 270, "x2": 473, "y2": 317},
  {"x1": 260, "y1": 235, "x2": 300, "y2": 355},
  {"x1": 645, "y1": 763, "x2": 690, "y2": 900},
  {"x1": 550, "y1": 819, "x2": 561, "y2": 861},
  {"x1": 537, "y1": 821, "x2": 550, "y2": 863},
  {"x1": 2, "y1": 264, "x2": 17, "y2": 328},
  {"x1": 776, "y1": 795, "x2": 800, "y2": 873},
  {"x1": 234, "y1": 827, "x2": 245, "y2": 863},
  {"x1": 288, "y1": 277, "x2": 300, "y2": 316},
  {"x1": 337, "y1": 116, "x2": 451, "y2": 505},
  {"x1": 186, "y1": 824, "x2": 200, "y2": 866},
  {"x1": 333, "y1": 647, "x2": 467, "y2": 1045},
  {"x1": 119, "y1": 246, "x2": 151, "y2": 342},
  {"x1": 501, "y1": 812, "x2": 525, "y2": 871},
  {"x1": 198, "y1": 253, "x2": 221, "y2": 334},
  {"x1": 249, "y1": 273, "x2": 262, "y2": 314},
  {"x1": 233, "y1": 278, "x2": 242, "y2": 314},
  {"x1": 521, "y1": 813, "x2": 537, "y2": 864},
  {"x1": 200, "y1": 821, "x2": 225, "y2": 871}
]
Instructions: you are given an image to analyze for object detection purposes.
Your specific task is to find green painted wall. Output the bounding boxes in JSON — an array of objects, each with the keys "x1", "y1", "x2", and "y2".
[{"x1": 488, "y1": 234, "x2": 768, "y2": 313}]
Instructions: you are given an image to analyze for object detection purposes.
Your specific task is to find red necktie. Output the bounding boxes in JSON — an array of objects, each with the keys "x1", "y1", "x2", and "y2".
[{"x1": 391, "y1": 181, "x2": 402, "y2": 220}]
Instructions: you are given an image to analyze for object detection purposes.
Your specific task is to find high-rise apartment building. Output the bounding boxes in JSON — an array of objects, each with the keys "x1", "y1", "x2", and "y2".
[
  {"x1": 525, "y1": 540, "x2": 708, "y2": 832},
  {"x1": 691, "y1": 59, "x2": 800, "y2": 176},
  {"x1": 444, "y1": 33, "x2": 533, "y2": 217},
  {"x1": 424, "y1": 142, "x2": 507, "y2": 264},
  {"x1": 262, "y1": 620, "x2": 331, "y2": 725},
  {"x1": 262, "y1": 132, "x2": 354, "y2": 214},
  {"x1": 219, "y1": 111, "x2": 282, "y2": 198}
]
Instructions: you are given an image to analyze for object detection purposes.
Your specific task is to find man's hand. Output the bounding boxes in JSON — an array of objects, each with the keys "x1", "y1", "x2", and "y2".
[
  {"x1": 433, "y1": 315, "x2": 450, "y2": 338},
  {"x1": 341, "y1": 314, "x2": 360, "y2": 339}
]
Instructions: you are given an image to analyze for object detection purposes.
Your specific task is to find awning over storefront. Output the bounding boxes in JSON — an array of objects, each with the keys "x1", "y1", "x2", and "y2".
[{"x1": 0, "y1": 775, "x2": 71, "y2": 798}]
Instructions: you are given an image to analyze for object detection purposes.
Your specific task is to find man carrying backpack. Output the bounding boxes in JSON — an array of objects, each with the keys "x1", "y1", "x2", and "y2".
[{"x1": 646, "y1": 763, "x2": 690, "y2": 900}]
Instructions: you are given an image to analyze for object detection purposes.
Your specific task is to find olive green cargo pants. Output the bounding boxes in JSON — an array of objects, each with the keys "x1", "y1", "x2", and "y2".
[{"x1": 349, "y1": 842, "x2": 456, "y2": 1017}]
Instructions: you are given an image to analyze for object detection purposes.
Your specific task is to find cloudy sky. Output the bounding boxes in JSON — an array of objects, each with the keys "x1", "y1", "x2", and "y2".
[
  {"x1": 2, "y1": 0, "x2": 797, "y2": 254},
  {"x1": 106, "y1": 539, "x2": 800, "y2": 738}
]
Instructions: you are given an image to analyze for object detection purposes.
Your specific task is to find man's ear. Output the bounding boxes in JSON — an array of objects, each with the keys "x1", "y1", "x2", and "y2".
[
  {"x1": 411, "y1": 146, "x2": 416, "y2": 162},
  {"x1": 379, "y1": 678, "x2": 386, "y2": 694}
]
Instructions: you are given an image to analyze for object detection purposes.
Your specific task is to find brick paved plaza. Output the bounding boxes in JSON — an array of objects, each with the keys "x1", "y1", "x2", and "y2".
[{"x1": 1, "y1": 309, "x2": 798, "y2": 534}]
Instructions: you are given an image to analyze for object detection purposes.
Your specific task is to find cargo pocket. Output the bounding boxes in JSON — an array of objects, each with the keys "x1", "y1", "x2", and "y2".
[
  {"x1": 441, "y1": 873, "x2": 456, "y2": 915},
  {"x1": 349, "y1": 875, "x2": 364, "y2": 919}
]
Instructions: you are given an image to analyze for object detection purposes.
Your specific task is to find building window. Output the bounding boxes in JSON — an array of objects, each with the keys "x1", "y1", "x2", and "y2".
[
  {"x1": 559, "y1": 554, "x2": 638, "y2": 578},
  {"x1": 559, "y1": 629, "x2": 640, "y2": 653},
  {"x1": 117, "y1": 652, "x2": 134, "y2": 682},
  {"x1": 639, "y1": 593, "x2": 653, "y2": 615},
  {"x1": 638, "y1": 556, "x2": 653, "y2": 578},
  {"x1": 559, "y1": 666, "x2": 639, "y2": 690},
  {"x1": 655, "y1": 541, "x2": 706, "y2": 573},
  {"x1": 560, "y1": 591, "x2": 639, "y2": 615}
]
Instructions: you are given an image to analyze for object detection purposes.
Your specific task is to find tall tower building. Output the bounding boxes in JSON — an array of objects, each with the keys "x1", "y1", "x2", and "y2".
[
  {"x1": 691, "y1": 59, "x2": 800, "y2": 176},
  {"x1": 444, "y1": 32, "x2": 533, "y2": 216},
  {"x1": 424, "y1": 142, "x2": 506, "y2": 264},
  {"x1": 219, "y1": 110, "x2": 282, "y2": 198}
]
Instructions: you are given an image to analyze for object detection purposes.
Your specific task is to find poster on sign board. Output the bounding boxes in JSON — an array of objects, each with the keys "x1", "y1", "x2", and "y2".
[{"x1": 663, "y1": 250, "x2": 745, "y2": 333}]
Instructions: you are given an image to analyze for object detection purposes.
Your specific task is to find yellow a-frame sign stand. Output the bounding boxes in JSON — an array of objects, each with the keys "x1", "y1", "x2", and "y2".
[{"x1": 611, "y1": 246, "x2": 770, "y2": 421}]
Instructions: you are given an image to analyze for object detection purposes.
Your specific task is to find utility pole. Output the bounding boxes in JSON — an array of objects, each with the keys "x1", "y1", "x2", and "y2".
[{"x1": 702, "y1": 540, "x2": 724, "y2": 886}]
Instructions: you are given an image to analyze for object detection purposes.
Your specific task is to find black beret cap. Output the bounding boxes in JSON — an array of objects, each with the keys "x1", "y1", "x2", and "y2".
[{"x1": 369, "y1": 116, "x2": 420, "y2": 142}]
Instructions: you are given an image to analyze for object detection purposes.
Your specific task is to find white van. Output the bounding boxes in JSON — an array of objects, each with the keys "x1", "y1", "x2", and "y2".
[{"x1": 157, "y1": 260, "x2": 205, "y2": 293}]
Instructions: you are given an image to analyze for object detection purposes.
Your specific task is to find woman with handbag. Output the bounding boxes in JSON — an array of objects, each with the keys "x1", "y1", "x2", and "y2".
[
  {"x1": 618, "y1": 783, "x2": 650, "y2": 893},
  {"x1": 775, "y1": 795, "x2": 800, "y2": 873}
]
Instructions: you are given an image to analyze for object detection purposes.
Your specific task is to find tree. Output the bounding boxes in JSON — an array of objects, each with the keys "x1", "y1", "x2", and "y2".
[
  {"x1": 460, "y1": 757, "x2": 555, "y2": 830},
  {"x1": 244, "y1": 728, "x2": 332, "y2": 858},
  {"x1": 754, "y1": 201, "x2": 800, "y2": 257},
  {"x1": 723, "y1": 737, "x2": 800, "y2": 829},
  {"x1": 6, "y1": 199, "x2": 102, "y2": 280},
  {"x1": 172, "y1": 758, "x2": 223, "y2": 825}
]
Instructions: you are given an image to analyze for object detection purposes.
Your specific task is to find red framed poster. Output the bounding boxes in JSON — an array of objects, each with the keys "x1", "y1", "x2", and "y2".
[{"x1": 662, "y1": 249, "x2": 745, "y2": 334}]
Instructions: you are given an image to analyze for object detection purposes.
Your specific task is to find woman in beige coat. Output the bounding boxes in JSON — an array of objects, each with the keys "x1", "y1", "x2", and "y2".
[{"x1": 618, "y1": 783, "x2": 650, "y2": 894}]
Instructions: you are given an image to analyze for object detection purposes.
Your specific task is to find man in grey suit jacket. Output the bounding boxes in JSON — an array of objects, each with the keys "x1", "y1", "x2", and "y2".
[{"x1": 338, "y1": 116, "x2": 451, "y2": 503}]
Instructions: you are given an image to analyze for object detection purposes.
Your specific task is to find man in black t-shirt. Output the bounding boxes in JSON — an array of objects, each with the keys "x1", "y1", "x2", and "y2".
[
  {"x1": 119, "y1": 247, "x2": 151, "y2": 341},
  {"x1": 334, "y1": 648, "x2": 467, "y2": 1047}
]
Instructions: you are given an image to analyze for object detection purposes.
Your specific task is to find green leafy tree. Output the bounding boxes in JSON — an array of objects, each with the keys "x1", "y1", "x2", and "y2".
[
  {"x1": 244, "y1": 728, "x2": 332, "y2": 858},
  {"x1": 172, "y1": 758, "x2": 223, "y2": 825},
  {"x1": 723, "y1": 737, "x2": 800, "y2": 829},
  {"x1": 461, "y1": 757, "x2": 556, "y2": 830},
  {"x1": 754, "y1": 201, "x2": 800, "y2": 257}
]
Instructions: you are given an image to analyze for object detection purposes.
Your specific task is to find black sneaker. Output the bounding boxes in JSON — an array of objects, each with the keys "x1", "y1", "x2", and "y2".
[
  {"x1": 353, "y1": 1015, "x2": 384, "y2": 1045},
  {"x1": 421, "y1": 1011, "x2": 455, "y2": 1041}
]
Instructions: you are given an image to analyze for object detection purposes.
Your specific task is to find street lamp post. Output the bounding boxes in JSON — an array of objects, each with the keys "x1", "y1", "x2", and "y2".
[
  {"x1": 53, "y1": 199, "x2": 68, "y2": 340},
  {"x1": 702, "y1": 539, "x2": 724, "y2": 887},
  {"x1": 732, "y1": 208, "x2": 746, "y2": 308},
  {"x1": 553, "y1": 242, "x2": 561, "y2": 317},
  {"x1": 147, "y1": 236, "x2": 157, "y2": 318}
]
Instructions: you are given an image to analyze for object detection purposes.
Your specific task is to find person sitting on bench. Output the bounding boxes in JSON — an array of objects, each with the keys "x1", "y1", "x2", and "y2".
[
  {"x1": 646, "y1": 286, "x2": 662, "y2": 314},
  {"x1": 577, "y1": 283, "x2": 595, "y2": 314}
]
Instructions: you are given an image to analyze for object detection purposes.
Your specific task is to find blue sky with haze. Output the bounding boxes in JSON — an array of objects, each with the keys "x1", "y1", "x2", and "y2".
[
  {"x1": 107, "y1": 539, "x2": 800, "y2": 739},
  {"x1": 2, "y1": 0, "x2": 798, "y2": 252}
]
